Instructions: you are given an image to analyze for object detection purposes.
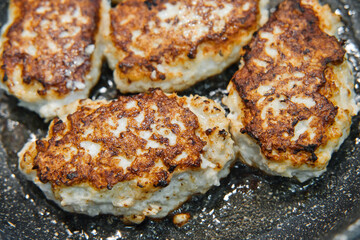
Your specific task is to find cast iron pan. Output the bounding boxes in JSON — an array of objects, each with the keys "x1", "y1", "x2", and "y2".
[{"x1": 1, "y1": 0, "x2": 360, "y2": 239}]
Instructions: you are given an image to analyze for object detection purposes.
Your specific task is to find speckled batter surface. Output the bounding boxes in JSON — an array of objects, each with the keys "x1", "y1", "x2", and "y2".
[{"x1": 1, "y1": 0, "x2": 360, "y2": 239}]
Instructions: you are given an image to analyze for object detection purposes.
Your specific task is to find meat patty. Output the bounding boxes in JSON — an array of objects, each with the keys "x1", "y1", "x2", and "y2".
[
  {"x1": 19, "y1": 89, "x2": 235, "y2": 223},
  {"x1": 102, "y1": 0, "x2": 269, "y2": 93},
  {"x1": 0, "y1": 0, "x2": 106, "y2": 120},
  {"x1": 223, "y1": 0, "x2": 358, "y2": 182}
]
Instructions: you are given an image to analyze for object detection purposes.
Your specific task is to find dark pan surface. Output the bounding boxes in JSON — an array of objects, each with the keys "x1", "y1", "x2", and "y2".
[{"x1": 1, "y1": 0, "x2": 360, "y2": 239}]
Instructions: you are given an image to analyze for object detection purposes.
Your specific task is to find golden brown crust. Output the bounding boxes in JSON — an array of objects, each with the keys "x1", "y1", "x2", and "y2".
[
  {"x1": 110, "y1": 0, "x2": 260, "y2": 82},
  {"x1": 28, "y1": 89, "x2": 206, "y2": 190},
  {"x1": 231, "y1": 0, "x2": 345, "y2": 165},
  {"x1": 1, "y1": 0, "x2": 101, "y2": 96}
]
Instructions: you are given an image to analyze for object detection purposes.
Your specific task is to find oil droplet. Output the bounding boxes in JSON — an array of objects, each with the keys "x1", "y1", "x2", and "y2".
[{"x1": 106, "y1": 230, "x2": 122, "y2": 240}]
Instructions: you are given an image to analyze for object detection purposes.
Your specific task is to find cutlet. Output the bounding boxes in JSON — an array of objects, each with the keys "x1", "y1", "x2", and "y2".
[
  {"x1": 0, "y1": 0, "x2": 106, "y2": 120},
  {"x1": 223, "y1": 0, "x2": 358, "y2": 182},
  {"x1": 102, "y1": 0, "x2": 269, "y2": 93},
  {"x1": 19, "y1": 89, "x2": 235, "y2": 223}
]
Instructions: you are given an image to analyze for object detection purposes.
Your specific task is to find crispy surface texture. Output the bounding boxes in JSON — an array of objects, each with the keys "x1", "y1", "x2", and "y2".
[
  {"x1": 19, "y1": 89, "x2": 235, "y2": 222},
  {"x1": 232, "y1": 0, "x2": 344, "y2": 163},
  {"x1": 104, "y1": 0, "x2": 268, "y2": 93},
  {"x1": 24, "y1": 90, "x2": 205, "y2": 189},
  {"x1": 20, "y1": 89, "x2": 230, "y2": 189},
  {"x1": 224, "y1": 0, "x2": 358, "y2": 180},
  {"x1": 0, "y1": 0, "x2": 103, "y2": 113}
]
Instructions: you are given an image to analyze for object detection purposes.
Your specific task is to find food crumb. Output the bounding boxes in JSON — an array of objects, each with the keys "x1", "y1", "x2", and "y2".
[{"x1": 173, "y1": 213, "x2": 191, "y2": 227}]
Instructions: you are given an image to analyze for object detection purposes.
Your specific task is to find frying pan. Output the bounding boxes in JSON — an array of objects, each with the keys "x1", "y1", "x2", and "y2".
[{"x1": 1, "y1": 0, "x2": 360, "y2": 239}]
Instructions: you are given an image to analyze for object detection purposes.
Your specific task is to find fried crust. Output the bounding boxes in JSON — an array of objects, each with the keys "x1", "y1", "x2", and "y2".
[
  {"x1": 22, "y1": 89, "x2": 208, "y2": 190},
  {"x1": 1, "y1": 0, "x2": 101, "y2": 96},
  {"x1": 109, "y1": 0, "x2": 260, "y2": 84},
  {"x1": 231, "y1": 0, "x2": 346, "y2": 165}
]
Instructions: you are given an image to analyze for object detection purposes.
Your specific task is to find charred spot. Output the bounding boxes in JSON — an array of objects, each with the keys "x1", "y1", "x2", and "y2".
[
  {"x1": 154, "y1": 179, "x2": 169, "y2": 188},
  {"x1": 66, "y1": 172, "x2": 78, "y2": 180},
  {"x1": 185, "y1": 118, "x2": 198, "y2": 128},
  {"x1": 155, "y1": 149, "x2": 164, "y2": 157},
  {"x1": 321, "y1": 57, "x2": 332, "y2": 66},
  {"x1": 137, "y1": 183, "x2": 144, "y2": 188},
  {"x1": 109, "y1": 149, "x2": 119, "y2": 157},
  {"x1": 188, "y1": 138, "x2": 196, "y2": 146},
  {"x1": 264, "y1": 89, "x2": 274, "y2": 96},
  {"x1": 219, "y1": 129, "x2": 228, "y2": 139},
  {"x1": 239, "y1": 17, "x2": 247, "y2": 25},
  {"x1": 23, "y1": 76, "x2": 33, "y2": 84},
  {"x1": 243, "y1": 52, "x2": 251, "y2": 62},
  {"x1": 152, "y1": 134, "x2": 168, "y2": 145},
  {"x1": 159, "y1": 73, "x2": 166, "y2": 80},
  {"x1": 339, "y1": 39, "x2": 346, "y2": 46},
  {"x1": 304, "y1": 36, "x2": 312, "y2": 42},
  {"x1": 173, "y1": 16, "x2": 180, "y2": 25},
  {"x1": 118, "y1": 62, "x2": 134, "y2": 71},
  {"x1": 37, "y1": 89, "x2": 47, "y2": 96},
  {"x1": 246, "y1": 130, "x2": 259, "y2": 143},
  {"x1": 149, "y1": 55, "x2": 160, "y2": 62},
  {"x1": 144, "y1": 0, "x2": 158, "y2": 10},
  {"x1": 2, "y1": 73, "x2": 8, "y2": 82},
  {"x1": 168, "y1": 165, "x2": 177, "y2": 173},
  {"x1": 292, "y1": 118, "x2": 298, "y2": 126},
  {"x1": 293, "y1": 1, "x2": 305, "y2": 13},
  {"x1": 242, "y1": 98, "x2": 250, "y2": 104},
  {"x1": 154, "y1": 170, "x2": 170, "y2": 187},
  {"x1": 81, "y1": 118, "x2": 89, "y2": 126},
  {"x1": 39, "y1": 174, "x2": 49, "y2": 183},
  {"x1": 303, "y1": 48, "x2": 310, "y2": 55},
  {"x1": 187, "y1": 47, "x2": 197, "y2": 59},
  {"x1": 54, "y1": 140, "x2": 61, "y2": 147},
  {"x1": 145, "y1": 64, "x2": 156, "y2": 72},
  {"x1": 174, "y1": 149, "x2": 182, "y2": 155},
  {"x1": 52, "y1": 118, "x2": 65, "y2": 133},
  {"x1": 300, "y1": 144, "x2": 318, "y2": 153},
  {"x1": 36, "y1": 140, "x2": 48, "y2": 152},
  {"x1": 205, "y1": 128, "x2": 214, "y2": 136},
  {"x1": 309, "y1": 152, "x2": 318, "y2": 162},
  {"x1": 293, "y1": 149, "x2": 300, "y2": 154},
  {"x1": 171, "y1": 127, "x2": 179, "y2": 134},
  {"x1": 191, "y1": 157, "x2": 202, "y2": 168}
]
